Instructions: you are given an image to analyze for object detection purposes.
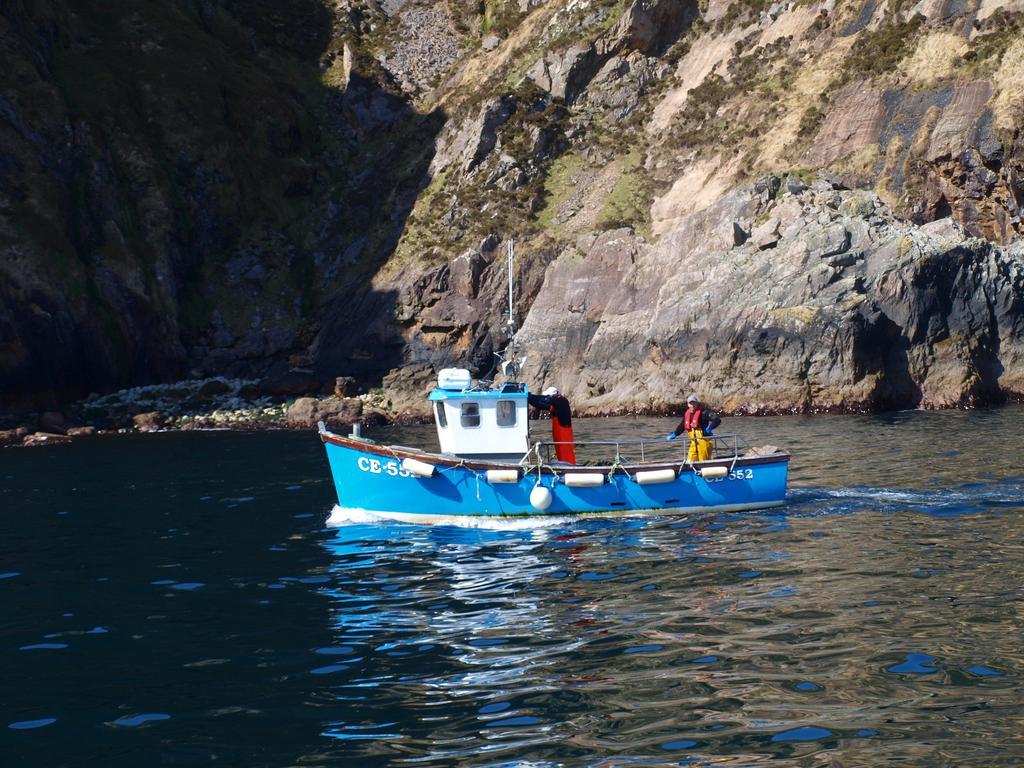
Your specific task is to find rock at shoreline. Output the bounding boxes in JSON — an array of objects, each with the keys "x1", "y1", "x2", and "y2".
[
  {"x1": 39, "y1": 412, "x2": 67, "y2": 435},
  {"x1": 0, "y1": 427, "x2": 30, "y2": 446},
  {"x1": 23, "y1": 432, "x2": 72, "y2": 447},
  {"x1": 197, "y1": 379, "x2": 232, "y2": 397},
  {"x1": 382, "y1": 364, "x2": 436, "y2": 416},
  {"x1": 257, "y1": 368, "x2": 323, "y2": 398},
  {"x1": 361, "y1": 408, "x2": 392, "y2": 426},
  {"x1": 67, "y1": 426, "x2": 97, "y2": 437},
  {"x1": 517, "y1": 185, "x2": 1024, "y2": 414},
  {"x1": 133, "y1": 412, "x2": 166, "y2": 432},
  {"x1": 333, "y1": 376, "x2": 359, "y2": 398},
  {"x1": 286, "y1": 397, "x2": 363, "y2": 429}
]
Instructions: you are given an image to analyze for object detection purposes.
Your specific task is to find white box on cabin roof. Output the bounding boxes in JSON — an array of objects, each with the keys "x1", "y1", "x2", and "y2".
[{"x1": 437, "y1": 368, "x2": 473, "y2": 390}]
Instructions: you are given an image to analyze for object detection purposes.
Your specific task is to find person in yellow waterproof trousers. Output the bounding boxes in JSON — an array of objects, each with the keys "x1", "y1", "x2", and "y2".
[{"x1": 665, "y1": 394, "x2": 722, "y2": 461}]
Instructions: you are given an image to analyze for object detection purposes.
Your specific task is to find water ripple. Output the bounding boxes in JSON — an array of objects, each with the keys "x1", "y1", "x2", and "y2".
[
  {"x1": 3, "y1": 420, "x2": 1023, "y2": 767},
  {"x1": 315, "y1": 483, "x2": 1024, "y2": 766}
]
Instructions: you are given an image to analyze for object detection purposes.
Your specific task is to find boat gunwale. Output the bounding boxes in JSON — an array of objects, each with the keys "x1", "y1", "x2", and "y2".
[{"x1": 319, "y1": 427, "x2": 790, "y2": 474}]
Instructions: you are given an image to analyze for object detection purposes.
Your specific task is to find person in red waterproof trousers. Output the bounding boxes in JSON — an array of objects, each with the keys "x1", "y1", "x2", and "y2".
[{"x1": 528, "y1": 386, "x2": 576, "y2": 464}]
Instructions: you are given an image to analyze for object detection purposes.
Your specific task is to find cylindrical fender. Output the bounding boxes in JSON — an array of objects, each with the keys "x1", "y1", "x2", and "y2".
[
  {"x1": 635, "y1": 468, "x2": 676, "y2": 485},
  {"x1": 486, "y1": 469, "x2": 520, "y2": 484},
  {"x1": 699, "y1": 466, "x2": 728, "y2": 479},
  {"x1": 563, "y1": 472, "x2": 605, "y2": 487},
  {"x1": 401, "y1": 457, "x2": 437, "y2": 478}
]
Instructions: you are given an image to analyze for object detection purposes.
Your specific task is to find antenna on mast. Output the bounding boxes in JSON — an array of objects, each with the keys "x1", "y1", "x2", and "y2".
[
  {"x1": 506, "y1": 239, "x2": 515, "y2": 336},
  {"x1": 498, "y1": 239, "x2": 525, "y2": 381}
]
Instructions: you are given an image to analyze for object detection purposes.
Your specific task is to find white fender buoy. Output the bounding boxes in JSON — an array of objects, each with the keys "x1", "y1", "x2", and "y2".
[
  {"x1": 699, "y1": 466, "x2": 728, "y2": 480},
  {"x1": 486, "y1": 469, "x2": 520, "y2": 484},
  {"x1": 401, "y1": 457, "x2": 437, "y2": 478},
  {"x1": 529, "y1": 484, "x2": 553, "y2": 511},
  {"x1": 635, "y1": 468, "x2": 676, "y2": 485},
  {"x1": 564, "y1": 472, "x2": 605, "y2": 487}
]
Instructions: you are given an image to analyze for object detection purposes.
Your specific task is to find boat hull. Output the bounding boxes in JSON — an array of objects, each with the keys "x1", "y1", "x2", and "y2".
[{"x1": 321, "y1": 431, "x2": 789, "y2": 522}]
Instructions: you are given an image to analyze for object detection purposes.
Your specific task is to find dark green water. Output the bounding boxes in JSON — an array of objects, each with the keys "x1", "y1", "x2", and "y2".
[{"x1": 2, "y1": 408, "x2": 1023, "y2": 766}]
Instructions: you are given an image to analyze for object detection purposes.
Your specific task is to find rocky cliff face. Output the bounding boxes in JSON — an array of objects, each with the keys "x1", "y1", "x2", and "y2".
[
  {"x1": 0, "y1": 0, "x2": 439, "y2": 410},
  {"x1": 2, "y1": 0, "x2": 1023, "y2": 416},
  {"x1": 519, "y1": 179, "x2": 1024, "y2": 412}
]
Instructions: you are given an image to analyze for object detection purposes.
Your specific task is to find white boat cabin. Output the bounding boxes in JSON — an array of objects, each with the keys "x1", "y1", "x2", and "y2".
[{"x1": 428, "y1": 368, "x2": 530, "y2": 460}]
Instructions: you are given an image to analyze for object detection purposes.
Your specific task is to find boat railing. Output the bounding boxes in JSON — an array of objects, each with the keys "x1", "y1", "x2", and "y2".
[{"x1": 528, "y1": 433, "x2": 754, "y2": 466}]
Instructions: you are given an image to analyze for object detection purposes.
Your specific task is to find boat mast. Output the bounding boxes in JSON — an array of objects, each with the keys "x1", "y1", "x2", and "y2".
[
  {"x1": 499, "y1": 239, "x2": 524, "y2": 381},
  {"x1": 506, "y1": 239, "x2": 516, "y2": 337}
]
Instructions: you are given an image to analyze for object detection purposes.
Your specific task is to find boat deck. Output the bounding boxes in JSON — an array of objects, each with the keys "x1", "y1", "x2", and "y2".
[{"x1": 320, "y1": 425, "x2": 788, "y2": 474}]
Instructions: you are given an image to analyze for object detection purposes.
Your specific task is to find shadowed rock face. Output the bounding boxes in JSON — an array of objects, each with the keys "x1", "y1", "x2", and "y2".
[{"x1": 0, "y1": 0, "x2": 442, "y2": 411}]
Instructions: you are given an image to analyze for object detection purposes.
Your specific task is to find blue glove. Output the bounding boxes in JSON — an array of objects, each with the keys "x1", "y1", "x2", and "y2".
[
  {"x1": 704, "y1": 428, "x2": 714, "y2": 436},
  {"x1": 665, "y1": 433, "x2": 677, "y2": 441}
]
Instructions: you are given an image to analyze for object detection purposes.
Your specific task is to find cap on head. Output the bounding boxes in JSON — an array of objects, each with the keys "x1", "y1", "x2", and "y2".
[
  {"x1": 543, "y1": 386, "x2": 559, "y2": 396},
  {"x1": 687, "y1": 393, "x2": 700, "y2": 404}
]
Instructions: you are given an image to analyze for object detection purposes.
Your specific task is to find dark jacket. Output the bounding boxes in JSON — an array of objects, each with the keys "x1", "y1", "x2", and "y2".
[
  {"x1": 528, "y1": 393, "x2": 572, "y2": 427},
  {"x1": 672, "y1": 406, "x2": 721, "y2": 436}
]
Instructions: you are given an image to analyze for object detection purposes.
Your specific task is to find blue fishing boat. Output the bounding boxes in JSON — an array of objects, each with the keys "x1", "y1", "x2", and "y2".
[{"x1": 320, "y1": 243, "x2": 789, "y2": 523}]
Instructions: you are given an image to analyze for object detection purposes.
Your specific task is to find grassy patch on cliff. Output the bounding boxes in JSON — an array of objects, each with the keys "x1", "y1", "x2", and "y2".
[
  {"x1": 500, "y1": 0, "x2": 628, "y2": 89},
  {"x1": 390, "y1": 83, "x2": 574, "y2": 267},
  {"x1": 533, "y1": 152, "x2": 586, "y2": 231},
  {"x1": 389, "y1": 167, "x2": 453, "y2": 267},
  {"x1": 482, "y1": 0, "x2": 521, "y2": 37},
  {"x1": 544, "y1": 0, "x2": 629, "y2": 51},
  {"x1": 838, "y1": 14, "x2": 926, "y2": 85},
  {"x1": 596, "y1": 151, "x2": 651, "y2": 233},
  {"x1": 961, "y1": 11, "x2": 1024, "y2": 75},
  {"x1": 715, "y1": 0, "x2": 771, "y2": 32},
  {"x1": 664, "y1": 35, "x2": 791, "y2": 155}
]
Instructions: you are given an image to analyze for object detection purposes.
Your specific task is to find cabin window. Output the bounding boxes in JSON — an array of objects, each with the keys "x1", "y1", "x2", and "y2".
[
  {"x1": 461, "y1": 402, "x2": 480, "y2": 427},
  {"x1": 434, "y1": 402, "x2": 447, "y2": 428},
  {"x1": 496, "y1": 400, "x2": 517, "y2": 427}
]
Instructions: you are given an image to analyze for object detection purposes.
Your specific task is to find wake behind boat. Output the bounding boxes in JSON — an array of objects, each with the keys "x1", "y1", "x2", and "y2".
[{"x1": 320, "y1": 242, "x2": 789, "y2": 523}]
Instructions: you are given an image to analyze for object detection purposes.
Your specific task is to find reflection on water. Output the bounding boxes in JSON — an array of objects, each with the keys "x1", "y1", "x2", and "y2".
[
  {"x1": 316, "y1": 407, "x2": 1024, "y2": 765},
  {"x1": 1, "y1": 408, "x2": 1022, "y2": 766},
  {"x1": 317, "y1": 488, "x2": 1024, "y2": 766}
]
